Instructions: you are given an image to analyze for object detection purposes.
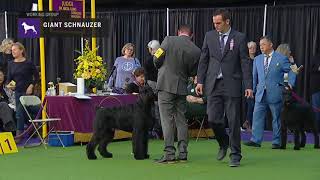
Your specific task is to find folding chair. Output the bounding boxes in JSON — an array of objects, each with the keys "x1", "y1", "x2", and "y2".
[
  {"x1": 19, "y1": 95, "x2": 65, "y2": 148},
  {"x1": 194, "y1": 116, "x2": 209, "y2": 141},
  {"x1": 187, "y1": 115, "x2": 209, "y2": 141}
]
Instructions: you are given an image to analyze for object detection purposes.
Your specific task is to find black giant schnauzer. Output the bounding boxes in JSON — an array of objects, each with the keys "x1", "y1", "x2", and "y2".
[
  {"x1": 86, "y1": 85, "x2": 155, "y2": 160},
  {"x1": 281, "y1": 86, "x2": 319, "y2": 150}
]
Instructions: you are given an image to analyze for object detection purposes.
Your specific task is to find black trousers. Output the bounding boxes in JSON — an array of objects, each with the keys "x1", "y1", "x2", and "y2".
[{"x1": 207, "y1": 79, "x2": 242, "y2": 161}]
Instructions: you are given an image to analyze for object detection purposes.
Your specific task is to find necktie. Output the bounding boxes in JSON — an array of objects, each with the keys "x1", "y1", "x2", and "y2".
[
  {"x1": 220, "y1": 34, "x2": 227, "y2": 53},
  {"x1": 264, "y1": 55, "x2": 270, "y2": 74},
  {"x1": 217, "y1": 34, "x2": 227, "y2": 79}
]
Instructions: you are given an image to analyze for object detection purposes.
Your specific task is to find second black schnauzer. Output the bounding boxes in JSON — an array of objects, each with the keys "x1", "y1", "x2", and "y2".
[
  {"x1": 86, "y1": 85, "x2": 155, "y2": 160},
  {"x1": 281, "y1": 86, "x2": 319, "y2": 150}
]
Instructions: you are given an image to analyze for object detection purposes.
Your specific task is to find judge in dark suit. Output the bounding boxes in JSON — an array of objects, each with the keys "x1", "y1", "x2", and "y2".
[
  {"x1": 153, "y1": 24, "x2": 201, "y2": 164},
  {"x1": 196, "y1": 8, "x2": 253, "y2": 167}
]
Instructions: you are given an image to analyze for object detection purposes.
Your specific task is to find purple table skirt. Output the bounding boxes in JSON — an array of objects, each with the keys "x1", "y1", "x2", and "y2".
[{"x1": 45, "y1": 95, "x2": 138, "y2": 133}]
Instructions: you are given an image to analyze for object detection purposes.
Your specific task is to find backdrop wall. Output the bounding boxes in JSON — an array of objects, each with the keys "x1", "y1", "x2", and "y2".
[{"x1": 0, "y1": 4, "x2": 319, "y2": 100}]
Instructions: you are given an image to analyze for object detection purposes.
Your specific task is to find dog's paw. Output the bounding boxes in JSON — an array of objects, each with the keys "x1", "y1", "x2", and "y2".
[
  {"x1": 145, "y1": 154, "x2": 150, "y2": 159},
  {"x1": 100, "y1": 152, "x2": 113, "y2": 158},
  {"x1": 134, "y1": 154, "x2": 146, "y2": 160},
  {"x1": 280, "y1": 146, "x2": 286, "y2": 149},
  {"x1": 293, "y1": 146, "x2": 300, "y2": 150},
  {"x1": 87, "y1": 154, "x2": 98, "y2": 160}
]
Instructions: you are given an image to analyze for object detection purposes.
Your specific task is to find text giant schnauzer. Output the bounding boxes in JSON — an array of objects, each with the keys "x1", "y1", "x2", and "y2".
[
  {"x1": 281, "y1": 86, "x2": 319, "y2": 150},
  {"x1": 86, "y1": 85, "x2": 155, "y2": 160}
]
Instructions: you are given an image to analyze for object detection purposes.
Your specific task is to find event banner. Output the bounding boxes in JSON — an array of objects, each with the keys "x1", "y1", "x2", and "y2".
[
  {"x1": 53, "y1": 0, "x2": 84, "y2": 19},
  {"x1": 17, "y1": 12, "x2": 109, "y2": 38}
]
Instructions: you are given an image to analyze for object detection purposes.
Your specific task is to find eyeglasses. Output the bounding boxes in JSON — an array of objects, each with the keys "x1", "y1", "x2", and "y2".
[{"x1": 126, "y1": 48, "x2": 134, "y2": 51}]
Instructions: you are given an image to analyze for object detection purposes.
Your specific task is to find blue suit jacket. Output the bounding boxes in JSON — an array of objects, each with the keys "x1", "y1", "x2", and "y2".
[{"x1": 253, "y1": 51, "x2": 296, "y2": 103}]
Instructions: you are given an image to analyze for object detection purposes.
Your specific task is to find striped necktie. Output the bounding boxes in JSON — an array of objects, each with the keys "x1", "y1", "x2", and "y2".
[{"x1": 264, "y1": 55, "x2": 270, "y2": 74}]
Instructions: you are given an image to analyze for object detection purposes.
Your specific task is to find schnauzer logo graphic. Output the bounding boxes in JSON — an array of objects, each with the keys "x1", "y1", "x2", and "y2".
[{"x1": 18, "y1": 18, "x2": 40, "y2": 38}]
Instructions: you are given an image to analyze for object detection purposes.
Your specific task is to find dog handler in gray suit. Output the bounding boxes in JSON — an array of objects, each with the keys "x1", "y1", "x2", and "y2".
[
  {"x1": 196, "y1": 8, "x2": 253, "y2": 167},
  {"x1": 153, "y1": 24, "x2": 201, "y2": 164}
]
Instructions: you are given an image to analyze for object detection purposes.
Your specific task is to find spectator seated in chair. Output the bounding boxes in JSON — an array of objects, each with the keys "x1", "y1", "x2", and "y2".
[
  {"x1": 185, "y1": 76, "x2": 207, "y2": 125},
  {"x1": 0, "y1": 68, "x2": 16, "y2": 132}
]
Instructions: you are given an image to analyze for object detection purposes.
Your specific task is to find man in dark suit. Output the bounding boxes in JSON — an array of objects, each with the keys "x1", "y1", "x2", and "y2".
[
  {"x1": 145, "y1": 40, "x2": 160, "y2": 89},
  {"x1": 196, "y1": 9, "x2": 253, "y2": 167},
  {"x1": 153, "y1": 24, "x2": 201, "y2": 164},
  {"x1": 310, "y1": 53, "x2": 320, "y2": 130}
]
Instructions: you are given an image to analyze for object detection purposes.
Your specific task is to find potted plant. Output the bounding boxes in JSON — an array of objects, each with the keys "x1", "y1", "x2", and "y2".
[{"x1": 74, "y1": 40, "x2": 107, "y2": 93}]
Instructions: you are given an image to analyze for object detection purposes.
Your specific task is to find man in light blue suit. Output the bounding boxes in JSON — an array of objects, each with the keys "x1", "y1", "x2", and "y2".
[{"x1": 244, "y1": 36, "x2": 296, "y2": 148}]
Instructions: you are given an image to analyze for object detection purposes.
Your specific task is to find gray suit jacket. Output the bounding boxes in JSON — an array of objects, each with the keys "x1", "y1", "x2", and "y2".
[
  {"x1": 154, "y1": 35, "x2": 201, "y2": 95},
  {"x1": 197, "y1": 29, "x2": 252, "y2": 97}
]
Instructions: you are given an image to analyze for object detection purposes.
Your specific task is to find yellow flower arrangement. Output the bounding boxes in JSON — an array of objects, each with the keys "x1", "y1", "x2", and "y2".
[{"x1": 74, "y1": 40, "x2": 107, "y2": 90}]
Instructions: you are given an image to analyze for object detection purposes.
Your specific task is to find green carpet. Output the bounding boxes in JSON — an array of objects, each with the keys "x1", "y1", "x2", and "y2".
[{"x1": 0, "y1": 139, "x2": 319, "y2": 180}]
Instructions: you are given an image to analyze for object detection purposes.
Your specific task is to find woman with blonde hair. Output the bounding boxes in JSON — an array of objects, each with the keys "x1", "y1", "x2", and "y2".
[
  {"x1": 6, "y1": 42, "x2": 39, "y2": 140},
  {"x1": 108, "y1": 43, "x2": 141, "y2": 90},
  {"x1": 0, "y1": 38, "x2": 14, "y2": 73},
  {"x1": 276, "y1": 43, "x2": 301, "y2": 87},
  {"x1": 276, "y1": 44, "x2": 292, "y2": 61}
]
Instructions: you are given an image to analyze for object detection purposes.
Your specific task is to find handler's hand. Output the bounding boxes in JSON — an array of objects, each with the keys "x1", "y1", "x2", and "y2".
[
  {"x1": 245, "y1": 89, "x2": 254, "y2": 98},
  {"x1": 290, "y1": 64, "x2": 303, "y2": 74},
  {"x1": 195, "y1": 84, "x2": 203, "y2": 96},
  {"x1": 26, "y1": 84, "x2": 34, "y2": 95}
]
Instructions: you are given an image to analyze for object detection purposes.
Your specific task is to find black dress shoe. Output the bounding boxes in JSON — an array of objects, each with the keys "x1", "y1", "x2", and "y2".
[
  {"x1": 272, "y1": 144, "x2": 281, "y2": 149},
  {"x1": 154, "y1": 156, "x2": 176, "y2": 164},
  {"x1": 243, "y1": 141, "x2": 261, "y2": 147},
  {"x1": 229, "y1": 160, "x2": 240, "y2": 167},
  {"x1": 216, "y1": 147, "x2": 228, "y2": 161}
]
